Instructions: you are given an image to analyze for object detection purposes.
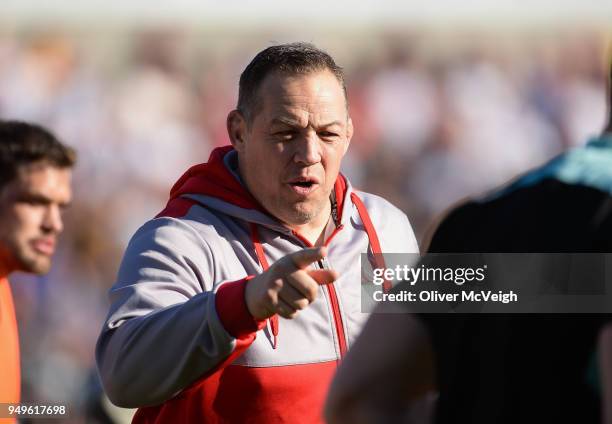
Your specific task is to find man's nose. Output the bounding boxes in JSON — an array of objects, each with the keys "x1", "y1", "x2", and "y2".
[
  {"x1": 293, "y1": 133, "x2": 322, "y2": 165},
  {"x1": 41, "y1": 205, "x2": 64, "y2": 234}
]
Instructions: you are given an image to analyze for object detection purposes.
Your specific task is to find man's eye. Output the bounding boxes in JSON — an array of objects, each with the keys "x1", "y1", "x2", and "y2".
[
  {"x1": 275, "y1": 131, "x2": 296, "y2": 140},
  {"x1": 19, "y1": 198, "x2": 46, "y2": 206},
  {"x1": 319, "y1": 131, "x2": 339, "y2": 139}
]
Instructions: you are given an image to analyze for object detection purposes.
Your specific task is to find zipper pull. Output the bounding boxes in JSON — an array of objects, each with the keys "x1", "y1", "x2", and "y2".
[
  {"x1": 270, "y1": 315, "x2": 279, "y2": 349},
  {"x1": 319, "y1": 256, "x2": 330, "y2": 270}
]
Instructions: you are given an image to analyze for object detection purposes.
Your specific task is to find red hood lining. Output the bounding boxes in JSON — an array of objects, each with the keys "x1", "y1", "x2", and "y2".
[{"x1": 167, "y1": 145, "x2": 348, "y2": 224}]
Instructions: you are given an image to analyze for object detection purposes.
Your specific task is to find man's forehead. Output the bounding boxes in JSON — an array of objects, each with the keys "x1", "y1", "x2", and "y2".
[
  {"x1": 260, "y1": 70, "x2": 344, "y2": 99},
  {"x1": 6, "y1": 163, "x2": 72, "y2": 200},
  {"x1": 264, "y1": 70, "x2": 342, "y2": 94},
  {"x1": 256, "y1": 73, "x2": 347, "y2": 124},
  {"x1": 17, "y1": 161, "x2": 70, "y2": 180}
]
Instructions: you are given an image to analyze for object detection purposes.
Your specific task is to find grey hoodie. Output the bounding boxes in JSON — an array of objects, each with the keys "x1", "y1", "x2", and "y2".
[{"x1": 96, "y1": 146, "x2": 418, "y2": 423}]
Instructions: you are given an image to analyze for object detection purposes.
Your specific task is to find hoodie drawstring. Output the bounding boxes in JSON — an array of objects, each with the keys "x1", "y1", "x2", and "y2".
[
  {"x1": 248, "y1": 192, "x2": 387, "y2": 351},
  {"x1": 350, "y1": 193, "x2": 391, "y2": 293},
  {"x1": 250, "y1": 223, "x2": 279, "y2": 349}
]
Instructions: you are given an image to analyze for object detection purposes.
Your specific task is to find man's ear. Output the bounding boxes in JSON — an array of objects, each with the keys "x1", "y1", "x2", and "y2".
[
  {"x1": 227, "y1": 110, "x2": 248, "y2": 152},
  {"x1": 344, "y1": 116, "x2": 354, "y2": 155}
]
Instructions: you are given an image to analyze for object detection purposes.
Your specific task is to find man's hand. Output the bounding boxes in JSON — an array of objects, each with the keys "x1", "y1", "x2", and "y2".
[{"x1": 245, "y1": 246, "x2": 338, "y2": 320}]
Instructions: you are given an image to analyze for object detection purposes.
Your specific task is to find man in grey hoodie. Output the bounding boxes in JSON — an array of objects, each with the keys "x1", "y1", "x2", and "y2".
[{"x1": 96, "y1": 42, "x2": 418, "y2": 423}]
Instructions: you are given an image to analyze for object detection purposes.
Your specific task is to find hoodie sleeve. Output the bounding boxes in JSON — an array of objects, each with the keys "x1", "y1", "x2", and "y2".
[{"x1": 95, "y1": 217, "x2": 265, "y2": 408}]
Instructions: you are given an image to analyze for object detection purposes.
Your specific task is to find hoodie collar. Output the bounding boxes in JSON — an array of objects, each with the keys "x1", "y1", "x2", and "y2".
[
  {"x1": 169, "y1": 146, "x2": 261, "y2": 210},
  {"x1": 168, "y1": 146, "x2": 352, "y2": 231}
]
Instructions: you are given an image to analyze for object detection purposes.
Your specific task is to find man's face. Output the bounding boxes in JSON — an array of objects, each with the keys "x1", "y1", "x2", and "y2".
[
  {"x1": 232, "y1": 70, "x2": 353, "y2": 227},
  {"x1": 0, "y1": 162, "x2": 72, "y2": 275}
]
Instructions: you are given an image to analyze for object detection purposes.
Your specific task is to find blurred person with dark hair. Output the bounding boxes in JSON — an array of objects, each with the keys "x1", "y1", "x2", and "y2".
[
  {"x1": 0, "y1": 121, "x2": 74, "y2": 418},
  {"x1": 96, "y1": 42, "x2": 418, "y2": 423},
  {"x1": 325, "y1": 60, "x2": 612, "y2": 423}
]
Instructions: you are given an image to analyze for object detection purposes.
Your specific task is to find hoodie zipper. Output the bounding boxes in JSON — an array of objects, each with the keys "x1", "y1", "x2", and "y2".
[
  {"x1": 252, "y1": 223, "x2": 347, "y2": 355},
  {"x1": 291, "y1": 227, "x2": 348, "y2": 359},
  {"x1": 322, "y1": 260, "x2": 348, "y2": 358},
  {"x1": 251, "y1": 193, "x2": 383, "y2": 359}
]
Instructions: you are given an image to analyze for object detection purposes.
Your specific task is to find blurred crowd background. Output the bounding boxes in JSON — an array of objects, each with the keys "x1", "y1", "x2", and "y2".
[{"x1": 0, "y1": 5, "x2": 610, "y2": 422}]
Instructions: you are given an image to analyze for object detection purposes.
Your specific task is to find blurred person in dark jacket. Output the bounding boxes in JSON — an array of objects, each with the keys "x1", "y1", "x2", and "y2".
[{"x1": 325, "y1": 60, "x2": 612, "y2": 424}]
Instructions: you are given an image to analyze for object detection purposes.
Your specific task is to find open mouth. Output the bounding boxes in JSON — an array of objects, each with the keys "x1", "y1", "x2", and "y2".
[
  {"x1": 290, "y1": 181, "x2": 315, "y2": 188},
  {"x1": 287, "y1": 178, "x2": 319, "y2": 195}
]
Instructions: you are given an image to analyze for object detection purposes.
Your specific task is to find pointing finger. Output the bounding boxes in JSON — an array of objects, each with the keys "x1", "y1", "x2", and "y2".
[
  {"x1": 277, "y1": 246, "x2": 327, "y2": 273},
  {"x1": 307, "y1": 269, "x2": 338, "y2": 285}
]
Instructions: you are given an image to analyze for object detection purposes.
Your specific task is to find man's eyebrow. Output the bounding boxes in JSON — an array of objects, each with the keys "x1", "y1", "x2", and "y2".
[
  {"x1": 16, "y1": 192, "x2": 52, "y2": 203},
  {"x1": 270, "y1": 117, "x2": 303, "y2": 127},
  {"x1": 16, "y1": 192, "x2": 71, "y2": 208},
  {"x1": 270, "y1": 118, "x2": 345, "y2": 129},
  {"x1": 317, "y1": 120, "x2": 344, "y2": 129}
]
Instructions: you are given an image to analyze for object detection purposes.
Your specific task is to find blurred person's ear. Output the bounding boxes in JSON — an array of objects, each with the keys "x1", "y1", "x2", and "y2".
[{"x1": 227, "y1": 110, "x2": 248, "y2": 151}]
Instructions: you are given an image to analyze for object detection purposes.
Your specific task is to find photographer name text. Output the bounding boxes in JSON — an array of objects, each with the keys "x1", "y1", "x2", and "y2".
[{"x1": 373, "y1": 289, "x2": 518, "y2": 304}]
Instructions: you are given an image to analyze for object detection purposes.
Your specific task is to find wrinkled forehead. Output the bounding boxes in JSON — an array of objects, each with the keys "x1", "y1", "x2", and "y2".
[{"x1": 256, "y1": 70, "x2": 349, "y2": 125}]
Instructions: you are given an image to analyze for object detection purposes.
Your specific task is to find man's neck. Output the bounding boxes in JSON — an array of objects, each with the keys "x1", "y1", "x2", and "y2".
[{"x1": 290, "y1": 200, "x2": 332, "y2": 247}]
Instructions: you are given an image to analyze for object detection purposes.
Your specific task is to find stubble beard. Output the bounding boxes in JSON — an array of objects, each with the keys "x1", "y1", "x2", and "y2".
[
  {"x1": 282, "y1": 192, "x2": 330, "y2": 226},
  {"x1": 21, "y1": 257, "x2": 51, "y2": 275},
  {"x1": 15, "y1": 243, "x2": 52, "y2": 275}
]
